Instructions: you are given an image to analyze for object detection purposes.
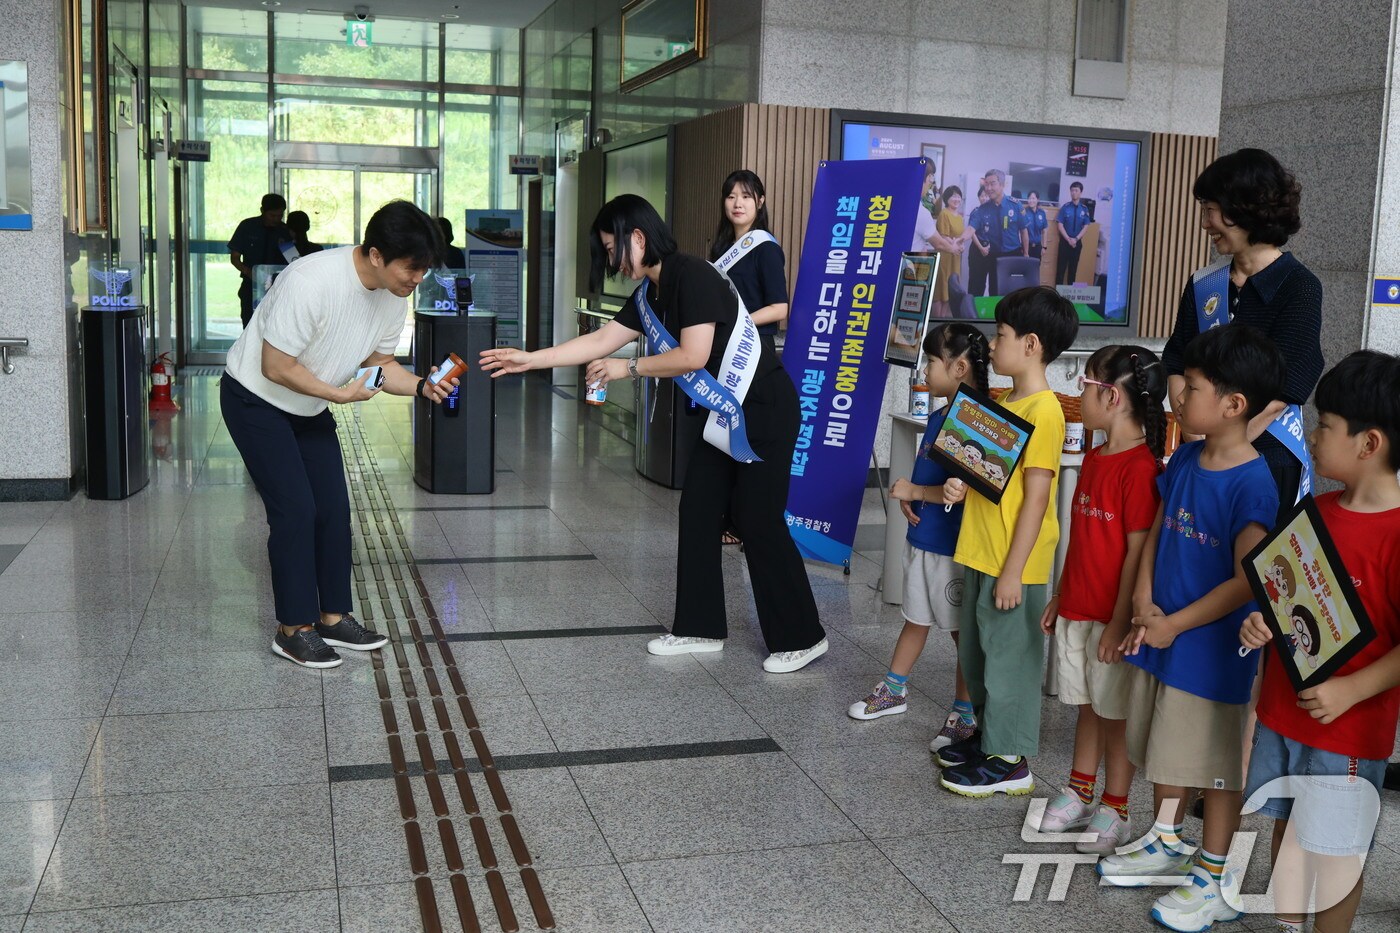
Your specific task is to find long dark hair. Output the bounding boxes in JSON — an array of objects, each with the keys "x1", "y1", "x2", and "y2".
[
  {"x1": 1085, "y1": 344, "x2": 1169, "y2": 462},
  {"x1": 589, "y1": 194, "x2": 678, "y2": 292},
  {"x1": 709, "y1": 170, "x2": 771, "y2": 260},
  {"x1": 923, "y1": 322, "x2": 990, "y2": 395}
]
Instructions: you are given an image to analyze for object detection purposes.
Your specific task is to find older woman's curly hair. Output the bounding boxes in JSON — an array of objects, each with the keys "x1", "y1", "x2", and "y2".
[{"x1": 1192, "y1": 148, "x2": 1303, "y2": 247}]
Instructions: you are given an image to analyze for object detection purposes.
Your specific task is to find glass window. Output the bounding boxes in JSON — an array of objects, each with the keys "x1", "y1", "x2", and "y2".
[
  {"x1": 274, "y1": 13, "x2": 437, "y2": 82},
  {"x1": 442, "y1": 93, "x2": 519, "y2": 221},
  {"x1": 187, "y1": 78, "x2": 270, "y2": 351},
  {"x1": 445, "y1": 24, "x2": 519, "y2": 85},
  {"x1": 187, "y1": 6, "x2": 268, "y2": 72},
  {"x1": 273, "y1": 84, "x2": 438, "y2": 147}
]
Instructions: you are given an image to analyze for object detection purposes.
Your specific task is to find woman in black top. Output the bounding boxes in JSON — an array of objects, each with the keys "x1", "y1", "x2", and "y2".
[
  {"x1": 1163, "y1": 149, "x2": 1323, "y2": 515},
  {"x1": 709, "y1": 170, "x2": 789, "y2": 358},
  {"x1": 480, "y1": 195, "x2": 828, "y2": 672}
]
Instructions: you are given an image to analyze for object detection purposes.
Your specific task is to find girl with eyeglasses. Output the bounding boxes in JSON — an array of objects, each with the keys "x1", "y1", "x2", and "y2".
[{"x1": 1031, "y1": 345, "x2": 1167, "y2": 856}]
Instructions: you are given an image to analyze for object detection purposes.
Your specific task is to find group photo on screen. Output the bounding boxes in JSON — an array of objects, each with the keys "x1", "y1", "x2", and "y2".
[{"x1": 843, "y1": 120, "x2": 1140, "y2": 325}]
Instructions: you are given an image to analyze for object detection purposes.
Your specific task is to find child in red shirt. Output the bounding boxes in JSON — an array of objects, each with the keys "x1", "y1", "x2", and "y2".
[
  {"x1": 1034, "y1": 346, "x2": 1166, "y2": 854},
  {"x1": 1240, "y1": 350, "x2": 1400, "y2": 933}
]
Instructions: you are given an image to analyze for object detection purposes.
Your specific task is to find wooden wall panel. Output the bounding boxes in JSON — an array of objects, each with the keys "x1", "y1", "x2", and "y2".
[
  {"x1": 671, "y1": 106, "x2": 744, "y2": 260},
  {"x1": 740, "y1": 103, "x2": 829, "y2": 300},
  {"x1": 1139, "y1": 132, "x2": 1218, "y2": 339},
  {"x1": 670, "y1": 103, "x2": 829, "y2": 300}
]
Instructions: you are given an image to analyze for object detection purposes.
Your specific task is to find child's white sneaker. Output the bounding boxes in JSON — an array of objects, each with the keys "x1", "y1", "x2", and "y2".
[
  {"x1": 1149, "y1": 866, "x2": 1241, "y2": 932},
  {"x1": 1034, "y1": 789, "x2": 1095, "y2": 832},
  {"x1": 1097, "y1": 831, "x2": 1194, "y2": 887},
  {"x1": 1075, "y1": 804, "x2": 1133, "y2": 855}
]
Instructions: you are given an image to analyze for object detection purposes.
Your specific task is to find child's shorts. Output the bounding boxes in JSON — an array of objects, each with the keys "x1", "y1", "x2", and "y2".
[
  {"x1": 1053, "y1": 616, "x2": 1131, "y2": 719},
  {"x1": 1125, "y1": 665, "x2": 1248, "y2": 792},
  {"x1": 1243, "y1": 722, "x2": 1385, "y2": 857},
  {"x1": 901, "y1": 544, "x2": 962, "y2": 631}
]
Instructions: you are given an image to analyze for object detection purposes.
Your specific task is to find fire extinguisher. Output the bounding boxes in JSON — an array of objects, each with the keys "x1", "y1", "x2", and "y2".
[{"x1": 149, "y1": 351, "x2": 180, "y2": 413}]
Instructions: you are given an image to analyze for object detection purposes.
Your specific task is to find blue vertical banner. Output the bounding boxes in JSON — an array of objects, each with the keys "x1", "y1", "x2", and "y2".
[{"x1": 784, "y1": 158, "x2": 929, "y2": 566}]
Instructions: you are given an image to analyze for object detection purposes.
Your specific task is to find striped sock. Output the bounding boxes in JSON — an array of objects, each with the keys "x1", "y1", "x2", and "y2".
[
  {"x1": 1068, "y1": 769, "x2": 1096, "y2": 805},
  {"x1": 1196, "y1": 849, "x2": 1227, "y2": 881},
  {"x1": 952, "y1": 698, "x2": 975, "y2": 725},
  {"x1": 1153, "y1": 821, "x2": 1185, "y2": 853},
  {"x1": 1101, "y1": 791, "x2": 1129, "y2": 821},
  {"x1": 883, "y1": 671, "x2": 908, "y2": 695}
]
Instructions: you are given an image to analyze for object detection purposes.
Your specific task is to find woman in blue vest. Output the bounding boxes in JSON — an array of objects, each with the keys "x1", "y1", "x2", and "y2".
[
  {"x1": 1162, "y1": 148, "x2": 1323, "y2": 518},
  {"x1": 480, "y1": 195, "x2": 829, "y2": 674}
]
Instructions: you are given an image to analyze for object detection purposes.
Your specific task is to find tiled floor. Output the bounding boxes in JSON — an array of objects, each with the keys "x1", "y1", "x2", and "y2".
[{"x1": 1, "y1": 373, "x2": 1397, "y2": 932}]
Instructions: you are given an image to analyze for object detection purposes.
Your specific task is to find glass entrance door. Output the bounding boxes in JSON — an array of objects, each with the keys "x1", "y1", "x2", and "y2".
[{"x1": 277, "y1": 163, "x2": 432, "y2": 355}]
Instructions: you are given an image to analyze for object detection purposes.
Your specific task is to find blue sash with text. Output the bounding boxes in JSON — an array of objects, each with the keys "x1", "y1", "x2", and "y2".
[
  {"x1": 634, "y1": 284, "x2": 762, "y2": 463},
  {"x1": 1192, "y1": 259, "x2": 1312, "y2": 501}
]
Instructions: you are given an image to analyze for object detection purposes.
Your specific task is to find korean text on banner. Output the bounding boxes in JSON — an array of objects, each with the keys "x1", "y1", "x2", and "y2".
[{"x1": 784, "y1": 158, "x2": 930, "y2": 566}]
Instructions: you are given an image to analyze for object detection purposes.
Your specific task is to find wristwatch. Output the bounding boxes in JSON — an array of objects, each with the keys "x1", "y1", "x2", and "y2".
[
  {"x1": 627, "y1": 357, "x2": 639, "y2": 380},
  {"x1": 416, "y1": 377, "x2": 427, "y2": 398}
]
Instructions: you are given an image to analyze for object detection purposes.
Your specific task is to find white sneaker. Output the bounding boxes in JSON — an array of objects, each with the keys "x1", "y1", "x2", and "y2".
[
  {"x1": 1150, "y1": 866, "x2": 1241, "y2": 932},
  {"x1": 763, "y1": 638, "x2": 829, "y2": 673},
  {"x1": 646, "y1": 633, "x2": 724, "y2": 656},
  {"x1": 1097, "y1": 830, "x2": 1194, "y2": 887},
  {"x1": 1076, "y1": 804, "x2": 1133, "y2": 855},
  {"x1": 1035, "y1": 789, "x2": 1095, "y2": 832}
]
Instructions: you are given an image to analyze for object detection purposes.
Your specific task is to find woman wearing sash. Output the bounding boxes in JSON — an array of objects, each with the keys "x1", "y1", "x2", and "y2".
[
  {"x1": 710, "y1": 170, "x2": 789, "y2": 359},
  {"x1": 479, "y1": 195, "x2": 829, "y2": 673},
  {"x1": 1162, "y1": 148, "x2": 1323, "y2": 519},
  {"x1": 711, "y1": 170, "x2": 787, "y2": 547}
]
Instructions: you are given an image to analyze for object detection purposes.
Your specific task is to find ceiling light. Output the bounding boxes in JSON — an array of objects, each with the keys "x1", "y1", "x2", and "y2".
[{"x1": 261, "y1": 0, "x2": 281, "y2": 6}]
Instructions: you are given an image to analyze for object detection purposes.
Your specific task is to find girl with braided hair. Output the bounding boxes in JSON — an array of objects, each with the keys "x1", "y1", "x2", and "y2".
[
  {"x1": 849, "y1": 323, "x2": 993, "y2": 754},
  {"x1": 1032, "y1": 345, "x2": 1167, "y2": 853}
]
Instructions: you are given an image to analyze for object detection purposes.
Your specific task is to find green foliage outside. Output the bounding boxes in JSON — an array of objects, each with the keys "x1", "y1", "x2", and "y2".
[{"x1": 189, "y1": 29, "x2": 518, "y2": 348}]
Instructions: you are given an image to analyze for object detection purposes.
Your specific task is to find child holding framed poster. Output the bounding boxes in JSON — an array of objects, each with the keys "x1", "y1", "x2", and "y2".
[
  {"x1": 1243, "y1": 498, "x2": 1376, "y2": 690},
  {"x1": 927, "y1": 384, "x2": 1035, "y2": 504},
  {"x1": 935, "y1": 286, "x2": 1078, "y2": 799},
  {"x1": 1238, "y1": 351, "x2": 1400, "y2": 933}
]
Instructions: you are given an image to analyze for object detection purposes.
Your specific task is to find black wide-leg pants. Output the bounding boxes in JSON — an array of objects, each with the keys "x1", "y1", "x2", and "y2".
[
  {"x1": 221, "y1": 375, "x2": 353, "y2": 627},
  {"x1": 672, "y1": 368, "x2": 825, "y2": 653}
]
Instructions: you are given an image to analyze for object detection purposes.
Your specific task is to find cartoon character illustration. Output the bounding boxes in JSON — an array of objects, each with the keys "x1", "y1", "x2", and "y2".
[
  {"x1": 1263, "y1": 555, "x2": 1297, "y2": 607},
  {"x1": 939, "y1": 433, "x2": 964, "y2": 457},
  {"x1": 1289, "y1": 604, "x2": 1322, "y2": 670},
  {"x1": 959, "y1": 439, "x2": 985, "y2": 471},
  {"x1": 983, "y1": 460, "x2": 1007, "y2": 487}
]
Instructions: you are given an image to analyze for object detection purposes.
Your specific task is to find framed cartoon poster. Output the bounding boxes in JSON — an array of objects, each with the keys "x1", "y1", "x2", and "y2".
[
  {"x1": 1244, "y1": 496, "x2": 1376, "y2": 692},
  {"x1": 884, "y1": 253, "x2": 938, "y2": 368},
  {"x1": 926, "y1": 385, "x2": 1034, "y2": 504}
]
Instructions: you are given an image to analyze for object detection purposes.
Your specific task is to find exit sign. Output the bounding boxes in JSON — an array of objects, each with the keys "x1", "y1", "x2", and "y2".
[{"x1": 346, "y1": 21, "x2": 372, "y2": 47}]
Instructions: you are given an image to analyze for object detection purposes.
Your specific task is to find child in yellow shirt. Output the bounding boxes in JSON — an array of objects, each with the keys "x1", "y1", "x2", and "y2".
[{"x1": 938, "y1": 286, "x2": 1079, "y2": 797}]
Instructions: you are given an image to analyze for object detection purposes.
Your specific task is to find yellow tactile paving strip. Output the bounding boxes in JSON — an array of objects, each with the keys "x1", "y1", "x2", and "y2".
[{"x1": 340, "y1": 412, "x2": 554, "y2": 933}]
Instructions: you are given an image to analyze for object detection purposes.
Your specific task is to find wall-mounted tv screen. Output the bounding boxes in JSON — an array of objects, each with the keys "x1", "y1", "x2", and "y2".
[
  {"x1": 601, "y1": 130, "x2": 672, "y2": 302},
  {"x1": 834, "y1": 111, "x2": 1148, "y2": 335}
]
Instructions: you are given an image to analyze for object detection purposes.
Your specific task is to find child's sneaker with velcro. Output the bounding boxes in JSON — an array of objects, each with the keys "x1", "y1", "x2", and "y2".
[
  {"x1": 1149, "y1": 865, "x2": 1241, "y2": 932},
  {"x1": 1097, "y1": 831, "x2": 1194, "y2": 887},
  {"x1": 1034, "y1": 788, "x2": 1095, "y2": 832},
  {"x1": 1075, "y1": 804, "x2": 1133, "y2": 855}
]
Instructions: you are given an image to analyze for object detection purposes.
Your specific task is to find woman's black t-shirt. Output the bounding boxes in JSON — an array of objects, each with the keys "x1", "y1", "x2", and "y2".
[
  {"x1": 721, "y1": 240, "x2": 788, "y2": 337},
  {"x1": 613, "y1": 252, "x2": 780, "y2": 380}
]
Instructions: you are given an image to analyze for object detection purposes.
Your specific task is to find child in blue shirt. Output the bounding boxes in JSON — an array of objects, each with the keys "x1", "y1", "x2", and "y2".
[
  {"x1": 1102, "y1": 325, "x2": 1286, "y2": 932},
  {"x1": 849, "y1": 323, "x2": 991, "y2": 752}
]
